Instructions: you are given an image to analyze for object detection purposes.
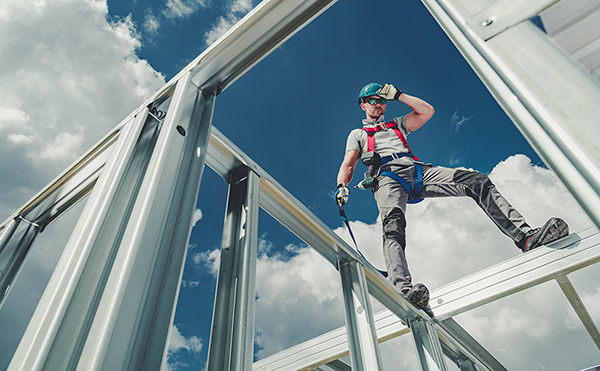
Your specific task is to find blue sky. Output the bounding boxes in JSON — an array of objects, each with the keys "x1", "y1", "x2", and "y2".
[{"x1": 0, "y1": 0, "x2": 599, "y2": 370}]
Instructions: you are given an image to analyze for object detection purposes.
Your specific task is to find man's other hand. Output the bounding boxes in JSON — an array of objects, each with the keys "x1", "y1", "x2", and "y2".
[
  {"x1": 335, "y1": 184, "x2": 350, "y2": 206},
  {"x1": 377, "y1": 84, "x2": 403, "y2": 100}
]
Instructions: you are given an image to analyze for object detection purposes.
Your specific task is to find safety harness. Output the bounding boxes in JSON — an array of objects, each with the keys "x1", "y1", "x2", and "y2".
[{"x1": 362, "y1": 121, "x2": 424, "y2": 204}]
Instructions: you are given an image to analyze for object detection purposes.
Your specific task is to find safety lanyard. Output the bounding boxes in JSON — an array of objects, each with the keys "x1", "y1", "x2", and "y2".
[{"x1": 338, "y1": 205, "x2": 388, "y2": 277}]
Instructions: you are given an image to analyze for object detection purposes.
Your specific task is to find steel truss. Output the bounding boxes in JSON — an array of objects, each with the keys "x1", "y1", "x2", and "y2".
[{"x1": 1, "y1": 0, "x2": 600, "y2": 370}]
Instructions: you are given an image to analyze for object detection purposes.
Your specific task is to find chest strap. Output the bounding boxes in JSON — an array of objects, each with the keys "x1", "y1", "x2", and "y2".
[
  {"x1": 362, "y1": 121, "x2": 424, "y2": 203},
  {"x1": 362, "y1": 121, "x2": 420, "y2": 161}
]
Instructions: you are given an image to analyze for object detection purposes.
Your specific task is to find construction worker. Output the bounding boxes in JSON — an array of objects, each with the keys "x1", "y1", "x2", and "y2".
[{"x1": 335, "y1": 82, "x2": 569, "y2": 313}]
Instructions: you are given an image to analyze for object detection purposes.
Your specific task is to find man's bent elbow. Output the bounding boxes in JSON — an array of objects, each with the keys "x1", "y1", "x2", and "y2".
[{"x1": 425, "y1": 105, "x2": 435, "y2": 120}]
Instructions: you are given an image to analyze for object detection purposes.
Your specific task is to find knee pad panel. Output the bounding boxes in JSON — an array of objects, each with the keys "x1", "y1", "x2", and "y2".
[
  {"x1": 453, "y1": 170, "x2": 493, "y2": 201},
  {"x1": 382, "y1": 208, "x2": 407, "y2": 249}
]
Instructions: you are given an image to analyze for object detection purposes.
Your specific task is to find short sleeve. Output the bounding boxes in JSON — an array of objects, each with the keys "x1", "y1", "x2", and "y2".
[{"x1": 344, "y1": 129, "x2": 365, "y2": 155}]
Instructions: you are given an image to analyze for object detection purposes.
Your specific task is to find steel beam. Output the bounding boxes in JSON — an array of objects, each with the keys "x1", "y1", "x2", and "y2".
[
  {"x1": 556, "y1": 275, "x2": 600, "y2": 350},
  {"x1": 0, "y1": 0, "x2": 340, "y2": 236},
  {"x1": 339, "y1": 260, "x2": 383, "y2": 371},
  {"x1": 74, "y1": 72, "x2": 213, "y2": 371},
  {"x1": 0, "y1": 218, "x2": 40, "y2": 308},
  {"x1": 318, "y1": 359, "x2": 352, "y2": 371},
  {"x1": 148, "y1": 0, "x2": 338, "y2": 108},
  {"x1": 207, "y1": 168, "x2": 260, "y2": 371}
]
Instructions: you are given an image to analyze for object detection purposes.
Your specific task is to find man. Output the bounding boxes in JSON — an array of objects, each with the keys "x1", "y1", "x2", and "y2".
[{"x1": 335, "y1": 82, "x2": 569, "y2": 313}]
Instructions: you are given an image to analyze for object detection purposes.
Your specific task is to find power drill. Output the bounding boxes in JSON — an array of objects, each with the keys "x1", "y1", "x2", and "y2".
[{"x1": 356, "y1": 152, "x2": 381, "y2": 190}]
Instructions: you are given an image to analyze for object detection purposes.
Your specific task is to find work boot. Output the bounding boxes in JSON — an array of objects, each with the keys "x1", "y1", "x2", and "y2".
[
  {"x1": 404, "y1": 283, "x2": 429, "y2": 310},
  {"x1": 520, "y1": 217, "x2": 569, "y2": 253}
]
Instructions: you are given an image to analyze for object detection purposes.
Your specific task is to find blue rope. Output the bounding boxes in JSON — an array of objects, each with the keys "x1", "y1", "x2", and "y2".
[{"x1": 338, "y1": 205, "x2": 388, "y2": 277}]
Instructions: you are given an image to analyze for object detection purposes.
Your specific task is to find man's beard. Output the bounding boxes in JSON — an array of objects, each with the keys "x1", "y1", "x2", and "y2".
[{"x1": 369, "y1": 112, "x2": 382, "y2": 121}]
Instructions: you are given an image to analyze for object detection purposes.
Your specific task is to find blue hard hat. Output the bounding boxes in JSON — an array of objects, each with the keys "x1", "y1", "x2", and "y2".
[{"x1": 358, "y1": 83, "x2": 382, "y2": 105}]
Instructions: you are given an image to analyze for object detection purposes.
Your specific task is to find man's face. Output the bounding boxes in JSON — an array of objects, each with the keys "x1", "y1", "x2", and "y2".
[{"x1": 361, "y1": 95, "x2": 387, "y2": 121}]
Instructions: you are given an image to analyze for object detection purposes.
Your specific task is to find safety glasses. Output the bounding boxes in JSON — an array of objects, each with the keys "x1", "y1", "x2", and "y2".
[{"x1": 363, "y1": 97, "x2": 387, "y2": 105}]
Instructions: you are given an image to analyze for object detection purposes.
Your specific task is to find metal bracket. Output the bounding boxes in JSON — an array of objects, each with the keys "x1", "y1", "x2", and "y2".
[{"x1": 466, "y1": 0, "x2": 557, "y2": 40}]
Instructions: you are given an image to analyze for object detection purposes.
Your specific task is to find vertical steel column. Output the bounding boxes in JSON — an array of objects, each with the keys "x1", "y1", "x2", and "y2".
[
  {"x1": 207, "y1": 168, "x2": 260, "y2": 371},
  {"x1": 75, "y1": 71, "x2": 214, "y2": 371},
  {"x1": 409, "y1": 318, "x2": 448, "y2": 371},
  {"x1": 339, "y1": 260, "x2": 383, "y2": 371},
  {"x1": 9, "y1": 70, "x2": 215, "y2": 371}
]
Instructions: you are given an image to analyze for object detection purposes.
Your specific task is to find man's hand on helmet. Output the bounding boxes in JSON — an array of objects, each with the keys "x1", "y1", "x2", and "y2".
[
  {"x1": 335, "y1": 184, "x2": 350, "y2": 206},
  {"x1": 377, "y1": 84, "x2": 403, "y2": 101}
]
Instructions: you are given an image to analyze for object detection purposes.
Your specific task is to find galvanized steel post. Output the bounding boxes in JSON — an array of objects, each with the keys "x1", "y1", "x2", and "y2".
[
  {"x1": 409, "y1": 318, "x2": 448, "y2": 371},
  {"x1": 339, "y1": 260, "x2": 383, "y2": 371},
  {"x1": 207, "y1": 168, "x2": 260, "y2": 371}
]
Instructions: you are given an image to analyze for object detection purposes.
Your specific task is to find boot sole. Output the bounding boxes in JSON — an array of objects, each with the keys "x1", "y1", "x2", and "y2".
[
  {"x1": 406, "y1": 283, "x2": 429, "y2": 309},
  {"x1": 539, "y1": 217, "x2": 569, "y2": 246}
]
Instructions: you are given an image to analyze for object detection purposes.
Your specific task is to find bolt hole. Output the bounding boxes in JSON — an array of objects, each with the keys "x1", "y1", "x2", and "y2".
[{"x1": 176, "y1": 125, "x2": 186, "y2": 136}]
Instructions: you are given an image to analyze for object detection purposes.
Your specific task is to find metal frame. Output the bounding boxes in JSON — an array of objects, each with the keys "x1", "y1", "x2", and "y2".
[{"x1": 1, "y1": 0, "x2": 600, "y2": 370}]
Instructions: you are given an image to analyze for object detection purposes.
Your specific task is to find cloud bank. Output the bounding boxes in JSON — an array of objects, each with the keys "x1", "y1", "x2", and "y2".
[{"x1": 0, "y1": 0, "x2": 166, "y2": 221}]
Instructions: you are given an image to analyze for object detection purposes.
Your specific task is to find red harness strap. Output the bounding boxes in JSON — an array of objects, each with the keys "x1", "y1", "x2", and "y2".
[{"x1": 362, "y1": 121, "x2": 420, "y2": 161}]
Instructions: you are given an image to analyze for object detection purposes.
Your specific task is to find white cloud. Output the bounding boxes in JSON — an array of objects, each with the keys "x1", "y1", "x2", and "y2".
[
  {"x1": 205, "y1": 16, "x2": 238, "y2": 46},
  {"x1": 204, "y1": 0, "x2": 256, "y2": 46},
  {"x1": 7, "y1": 133, "x2": 35, "y2": 145},
  {"x1": 181, "y1": 279, "x2": 200, "y2": 288},
  {"x1": 0, "y1": 107, "x2": 29, "y2": 130},
  {"x1": 162, "y1": 0, "x2": 207, "y2": 20},
  {"x1": 143, "y1": 9, "x2": 161, "y2": 35},
  {"x1": 38, "y1": 131, "x2": 85, "y2": 162},
  {"x1": 193, "y1": 248, "x2": 220, "y2": 276},
  {"x1": 164, "y1": 325, "x2": 203, "y2": 371},
  {"x1": 254, "y1": 246, "x2": 345, "y2": 359},
  {"x1": 192, "y1": 208, "x2": 203, "y2": 227},
  {"x1": 163, "y1": 0, "x2": 194, "y2": 19},
  {"x1": 231, "y1": 0, "x2": 253, "y2": 13},
  {"x1": 168, "y1": 324, "x2": 203, "y2": 353},
  {"x1": 0, "y1": 0, "x2": 165, "y2": 220},
  {"x1": 450, "y1": 110, "x2": 470, "y2": 132}
]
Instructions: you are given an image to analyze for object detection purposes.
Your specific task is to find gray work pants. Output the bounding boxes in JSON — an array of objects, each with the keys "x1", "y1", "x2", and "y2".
[{"x1": 373, "y1": 163, "x2": 532, "y2": 292}]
